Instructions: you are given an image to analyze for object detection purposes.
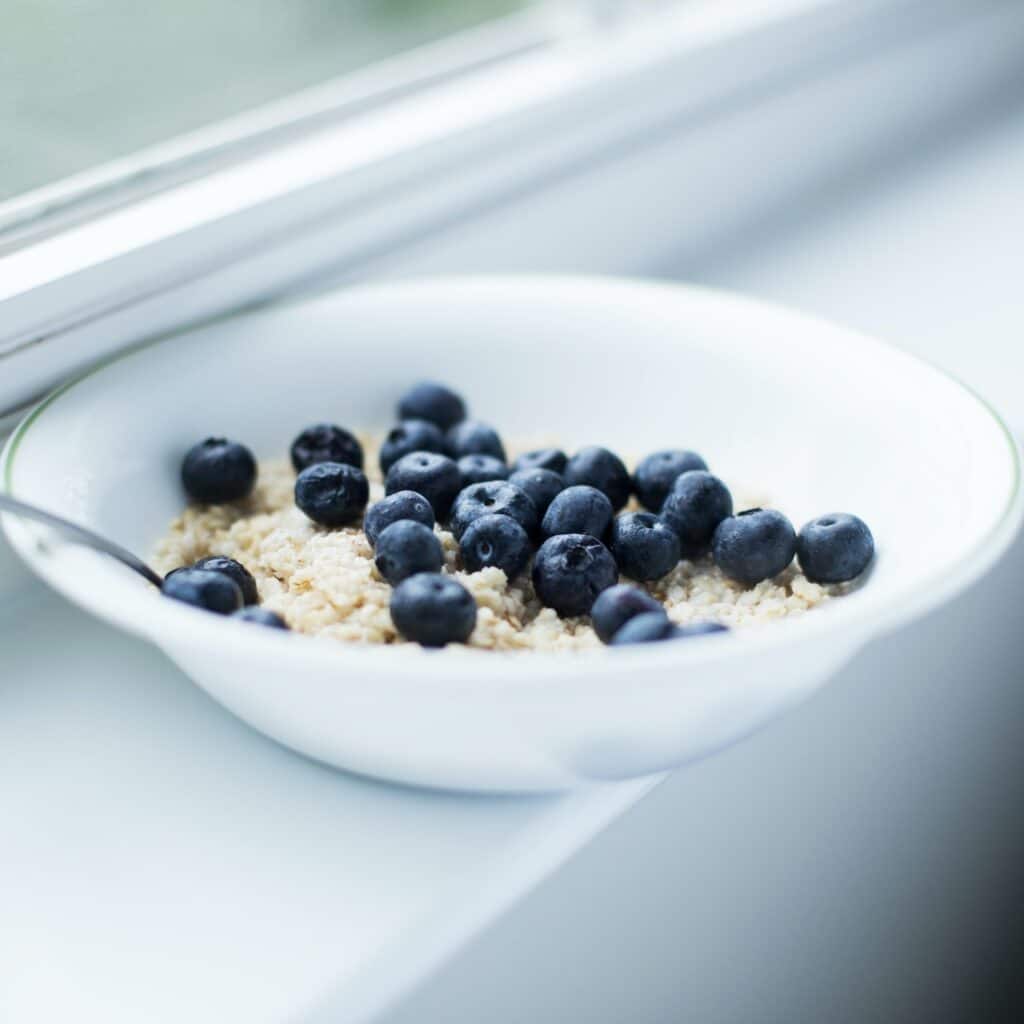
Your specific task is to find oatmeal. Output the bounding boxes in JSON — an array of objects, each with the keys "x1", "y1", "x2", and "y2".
[{"x1": 153, "y1": 436, "x2": 846, "y2": 651}]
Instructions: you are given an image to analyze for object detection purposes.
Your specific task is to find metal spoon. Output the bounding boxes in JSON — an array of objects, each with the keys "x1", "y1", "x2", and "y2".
[{"x1": 0, "y1": 492, "x2": 164, "y2": 588}]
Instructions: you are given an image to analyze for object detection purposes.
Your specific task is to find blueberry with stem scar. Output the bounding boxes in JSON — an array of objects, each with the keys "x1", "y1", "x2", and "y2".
[
  {"x1": 449, "y1": 480, "x2": 538, "y2": 540},
  {"x1": 797, "y1": 513, "x2": 874, "y2": 583},
  {"x1": 532, "y1": 533, "x2": 617, "y2": 618},
  {"x1": 460, "y1": 514, "x2": 532, "y2": 579},
  {"x1": 609, "y1": 512, "x2": 681, "y2": 581},
  {"x1": 712, "y1": 508, "x2": 796, "y2": 584}
]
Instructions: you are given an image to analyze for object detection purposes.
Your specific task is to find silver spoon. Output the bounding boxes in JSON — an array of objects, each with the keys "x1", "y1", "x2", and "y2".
[{"x1": 0, "y1": 492, "x2": 164, "y2": 588}]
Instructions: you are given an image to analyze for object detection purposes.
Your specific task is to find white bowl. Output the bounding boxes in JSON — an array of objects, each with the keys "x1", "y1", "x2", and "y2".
[{"x1": 2, "y1": 277, "x2": 1021, "y2": 792}]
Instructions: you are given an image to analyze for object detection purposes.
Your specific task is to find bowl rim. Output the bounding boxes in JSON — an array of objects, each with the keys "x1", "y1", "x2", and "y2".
[{"x1": 2, "y1": 274, "x2": 1021, "y2": 689}]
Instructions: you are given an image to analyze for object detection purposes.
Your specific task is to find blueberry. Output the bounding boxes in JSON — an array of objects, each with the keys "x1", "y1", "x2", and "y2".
[
  {"x1": 379, "y1": 420, "x2": 447, "y2": 474},
  {"x1": 460, "y1": 514, "x2": 532, "y2": 579},
  {"x1": 161, "y1": 567, "x2": 243, "y2": 614},
  {"x1": 508, "y1": 468, "x2": 565, "y2": 516},
  {"x1": 385, "y1": 451, "x2": 463, "y2": 519},
  {"x1": 181, "y1": 437, "x2": 256, "y2": 504},
  {"x1": 446, "y1": 420, "x2": 506, "y2": 461},
  {"x1": 192, "y1": 555, "x2": 259, "y2": 605},
  {"x1": 532, "y1": 534, "x2": 618, "y2": 617},
  {"x1": 612, "y1": 616, "x2": 728, "y2": 644},
  {"x1": 541, "y1": 485, "x2": 613, "y2": 540},
  {"x1": 633, "y1": 449, "x2": 708, "y2": 511},
  {"x1": 676, "y1": 621, "x2": 729, "y2": 638},
  {"x1": 609, "y1": 512, "x2": 681, "y2": 581},
  {"x1": 590, "y1": 583, "x2": 662, "y2": 643},
  {"x1": 232, "y1": 607, "x2": 289, "y2": 629},
  {"x1": 797, "y1": 513, "x2": 874, "y2": 583},
  {"x1": 390, "y1": 573, "x2": 477, "y2": 647},
  {"x1": 290, "y1": 423, "x2": 363, "y2": 473},
  {"x1": 397, "y1": 381, "x2": 467, "y2": 431},
  {"x1": 659, "y1": 471, "x2": 733, "y2": 558},
  {"x1": 374, "y1": 520, "x2": 444, "y2": 584},
  {"x1": 449, "y1": 480, "x2": 538, "y2": 540},
  {"x1": 712, "y1": 508, "x2": 796, "y2": 584},
  {"x1": 512, "y1": 448, "x2": 568, "y2": 474},
  {"x1": 363, "y1": 491, "x2": 435, "y2": 548},
  {"x1": 610, "y1": 610, "x2": 676, "y2": 645},
  {"x1": 295, "y1": 461, "x2": 369, "y2": 526},
  {"x1": 457, "y1": 454, "x2": 509, "y2": 487},
  {"x1": 563, "y1": 446, "x2": 631, "y2": 511},
  {"x1": 161, "y1": 566, "x2": 189, "y2": 588}
]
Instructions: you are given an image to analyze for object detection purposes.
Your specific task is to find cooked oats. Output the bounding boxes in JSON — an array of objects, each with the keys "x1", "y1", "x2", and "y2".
[{"x1": 152, "y1": 436, "x2": 847, "y2": 650}]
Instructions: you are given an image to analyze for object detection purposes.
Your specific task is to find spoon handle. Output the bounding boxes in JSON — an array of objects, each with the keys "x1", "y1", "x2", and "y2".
[{"x1": 0, "y1": 492, "x2": 163, "y2": 588}]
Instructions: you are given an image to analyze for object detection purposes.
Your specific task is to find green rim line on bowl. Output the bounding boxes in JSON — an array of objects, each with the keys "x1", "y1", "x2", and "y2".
[{"x1": 2, "y1": 300, "x2": 261, "y2": 493}]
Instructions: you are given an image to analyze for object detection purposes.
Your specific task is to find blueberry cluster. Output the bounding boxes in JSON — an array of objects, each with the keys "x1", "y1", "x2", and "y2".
[
  {"x1": 171, "y1": 380, "x2": 874, "y2": 647},
  {"x1": 174, "y1": 422, "x2": 375, "y2": 629},
  {"x1": 161, "y1": 555, "x2": 288, "y2": 630}
]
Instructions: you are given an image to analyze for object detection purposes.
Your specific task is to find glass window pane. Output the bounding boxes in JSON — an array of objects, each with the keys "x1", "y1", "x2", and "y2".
[{"x1": 2, "y1": 0, "x2": 533, "y2": 202}]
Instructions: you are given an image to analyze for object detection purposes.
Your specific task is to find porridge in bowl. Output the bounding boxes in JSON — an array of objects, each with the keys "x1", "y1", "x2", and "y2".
[{"x1": 153, "y1": 381, "x2": 873, "y2": 649}]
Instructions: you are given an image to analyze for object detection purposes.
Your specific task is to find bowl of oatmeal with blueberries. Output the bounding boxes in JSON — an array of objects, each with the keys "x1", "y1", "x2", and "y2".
[{"x1": 2, "y1": 277, "x2": 1019, "y2": 791}]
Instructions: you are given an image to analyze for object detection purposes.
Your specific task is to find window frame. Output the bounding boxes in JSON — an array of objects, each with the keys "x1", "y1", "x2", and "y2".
[
  {"x1": 0, "y1": 0, "x2": 1017, "y2": 417},
  {"x1": 0, "y1": 4, "x2": 565, "y2": 247}
]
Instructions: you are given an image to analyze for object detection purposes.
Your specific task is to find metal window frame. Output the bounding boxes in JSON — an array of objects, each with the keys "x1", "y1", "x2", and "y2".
[
  {"x1": 0, "y1": 4, "x2": 571, "y2": 248},
  {"x1": 0, "y1": 0, "x2": 1020, "y2": 417}
]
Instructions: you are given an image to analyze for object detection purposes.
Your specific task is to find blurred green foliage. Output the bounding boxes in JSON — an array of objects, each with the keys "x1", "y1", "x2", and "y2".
[{"x1": 1, "y1": 0, "x2": 529, "y2": 201}]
